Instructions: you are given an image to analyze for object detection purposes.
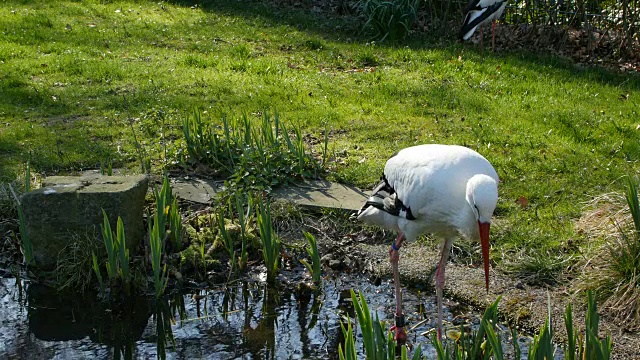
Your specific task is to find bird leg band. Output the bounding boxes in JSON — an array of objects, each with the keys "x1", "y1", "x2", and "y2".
[
  {"x1": 391, "y1": 242, "x2": 401, "y2": 251},
  {"x1": 395, "y1": 314, "x2": 405, "y2": 328}
]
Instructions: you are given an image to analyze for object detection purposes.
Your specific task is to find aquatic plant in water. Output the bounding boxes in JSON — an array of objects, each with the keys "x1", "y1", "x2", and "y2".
[
  {"x1": 257, "y1": 196, "x2": 281, "y2": 284},
  {"x1": 93, "y1": 210, "x2": 131, "y2": 295},
  {"x1": 341, "y1": 291, "x2": 611, "y2": 360},
  {"x1": 150, "y1": 210, "x2": 169, "y2": 298},
  {"x1": 300, "y1": 231, "x2": 322, "y2": 285}
]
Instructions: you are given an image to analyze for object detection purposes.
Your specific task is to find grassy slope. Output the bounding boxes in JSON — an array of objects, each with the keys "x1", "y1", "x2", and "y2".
[{"x1": 2, "y1": 0, "x2": 640, "y2": 276}]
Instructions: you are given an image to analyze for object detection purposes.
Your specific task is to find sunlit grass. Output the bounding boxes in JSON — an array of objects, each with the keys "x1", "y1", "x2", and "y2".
[{"x1": 1, "y1": 0, "x2": 640, "y2": 284}]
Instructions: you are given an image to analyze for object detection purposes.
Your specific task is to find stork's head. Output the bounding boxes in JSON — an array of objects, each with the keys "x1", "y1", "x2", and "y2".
[{"x1": 466, "y1": 174, "x2": 499, "y2": 292}]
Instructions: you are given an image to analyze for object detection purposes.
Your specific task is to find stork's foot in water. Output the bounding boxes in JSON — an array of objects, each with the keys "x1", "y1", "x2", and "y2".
[
  {"x1": 390, "y1": 325, "x2": 408, "y2": 343},
  {"x1": 391, "y1": 314, "x2": 407, "y2": 343}
]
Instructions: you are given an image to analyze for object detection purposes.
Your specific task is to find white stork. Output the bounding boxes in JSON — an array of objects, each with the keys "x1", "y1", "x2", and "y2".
[
  {"x1": 460, "y1": 0, "x2": 507, "y2": 51},
  {"x1": 357, "y1": 144, "x2": 499, "y2": 341}
]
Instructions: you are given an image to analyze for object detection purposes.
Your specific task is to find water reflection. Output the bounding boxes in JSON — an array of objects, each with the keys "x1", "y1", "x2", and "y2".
[
  {"x1": 154, "y1": 297, "x2": 176, "y2": 360},
  {"x1": 27, "y1": 283, "x2": 150, "y2": 359},
  {"x1": 0, "y1": 274, "x2": 470, "y2": 359}
]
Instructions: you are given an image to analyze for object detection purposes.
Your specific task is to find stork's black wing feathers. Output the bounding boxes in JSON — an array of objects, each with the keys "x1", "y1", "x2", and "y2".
[
  {"x1": 459, "y1": 1, "x2": 506, "y2": 40},
  {"x1": 358, "y1": 174, "x2": 416, "y2": 220}
]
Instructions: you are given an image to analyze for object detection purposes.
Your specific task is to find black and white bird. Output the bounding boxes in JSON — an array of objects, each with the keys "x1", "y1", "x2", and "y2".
[
  {"x1": 357, "y1": 144, "x2": 499, "y2": 342},
  {"x1": 460, "y1": 0, "x2": 507, "y2": 51}
]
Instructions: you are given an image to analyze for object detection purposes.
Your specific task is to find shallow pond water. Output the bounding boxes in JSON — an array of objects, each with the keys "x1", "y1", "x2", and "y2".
[{"x1": 0, "y1": 271, "x2": 541, "y2": 359}]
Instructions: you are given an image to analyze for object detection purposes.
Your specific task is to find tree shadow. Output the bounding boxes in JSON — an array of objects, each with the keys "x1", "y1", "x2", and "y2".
[{"x1": 161, "y1": 0, "x2": 640, "y2": 90}]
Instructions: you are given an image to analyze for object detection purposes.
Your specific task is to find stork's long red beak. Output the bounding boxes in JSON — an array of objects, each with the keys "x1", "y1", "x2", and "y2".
[{"x1": 478, "y1": 221, "x2": 491, "y2": 292}]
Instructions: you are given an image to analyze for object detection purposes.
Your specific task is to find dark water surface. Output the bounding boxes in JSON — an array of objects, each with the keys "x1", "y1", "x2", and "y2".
[{"x1": 0, "y1": 272, "x2": 536, "y2": 359}]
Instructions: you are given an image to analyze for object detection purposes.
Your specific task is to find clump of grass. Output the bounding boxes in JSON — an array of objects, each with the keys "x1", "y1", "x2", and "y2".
[
  {"x1": 146, "y1": 175, "x2": 182, "y2": 298},
  {"x1": 15, "y1": 199, "x2": 34, "y2": 267},
  {"x1": 183, "y1": 109, "x2": 322, "y2": 193},
  {"x1": 233, "y1": 193, "x2": 253, "y2": 271},
  {"x1": 153, "y1": 175, "x2": 183, "y2": 252},
  {"x1": 502, "y1": 249, "x2": 569, "y2": 286},
  {"x1": 154, "y1": 298, "x2": 177, "y2": 358},
  {"x1": 357, "y1": 0, "x2": 420, "y2": 41},
  {"x1": 338, "y1": 289, "x2": 421, "y2": 359},
  {"x1": 526, "y1": 294, "x2": 555, "y2": 360},
  {"x1": 57, "y1": 234, "x2": 100, "y2": 293},
  {"x1": 575, "y1": 177, "x2": 640, "y2": 330}
]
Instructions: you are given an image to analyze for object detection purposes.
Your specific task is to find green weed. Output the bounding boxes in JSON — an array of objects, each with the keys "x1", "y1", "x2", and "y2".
[
  {"x1": 341, "y1": 291, "x2": 611, "y2": 360},
  {"x1": 358, "y1": 0, "x2": 420, "y2": 41},
  {"x1": 350, "y1": 289, "x2": 401, "y2": 359}
]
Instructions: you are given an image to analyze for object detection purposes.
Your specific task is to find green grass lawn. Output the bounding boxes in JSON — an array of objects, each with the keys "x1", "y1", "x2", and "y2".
[{"x1": 2, "y1": 0, "x2": 640, "y2": 282}]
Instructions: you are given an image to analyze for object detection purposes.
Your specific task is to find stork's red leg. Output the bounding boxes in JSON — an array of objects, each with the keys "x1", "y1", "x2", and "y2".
[
  {"x1": 389, "y1": 232, "x2": 407, "y2": 343},
  {"x1": 435, "y1": 238, "x2": 454, "y2": 341}
]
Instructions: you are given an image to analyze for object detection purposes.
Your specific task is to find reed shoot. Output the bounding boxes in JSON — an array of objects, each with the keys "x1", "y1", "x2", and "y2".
[
  {"x1": 300, "y1": 231, "x2": 321, "y2": 284},
  {"x1": 257, "y1": 197, "x2": 280, "y2": 284},
  {"x1": 150, "y1": 212, "x2": 169, "y2": 298}
]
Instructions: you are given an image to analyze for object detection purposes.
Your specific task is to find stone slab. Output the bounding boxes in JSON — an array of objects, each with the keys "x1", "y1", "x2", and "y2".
[
  {"x1": 273, "y1": 179, "x2": 368, "y2": 213},
  {"x1": 21, "y1": 174, "x2": 148, "y2": 270},
  {"x1": 170, "y1": 178, "x2": 221, "y2": 204},
  {"x1": 167, "y1": 176, "x2": 367, "y2": 212}
]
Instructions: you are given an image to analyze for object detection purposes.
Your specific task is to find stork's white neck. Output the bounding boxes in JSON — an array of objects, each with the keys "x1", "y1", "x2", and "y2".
[{"x1": 466, "y1": 174, "x2": 499, "y2": 224}]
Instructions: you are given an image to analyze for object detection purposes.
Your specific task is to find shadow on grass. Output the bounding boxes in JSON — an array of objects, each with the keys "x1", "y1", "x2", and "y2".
[{"x1": 164, "y1": 0, "x2": 640, "y2": 90}]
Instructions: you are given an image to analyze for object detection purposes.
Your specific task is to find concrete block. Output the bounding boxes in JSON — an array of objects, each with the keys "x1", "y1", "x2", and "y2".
[{"x1": 20, "y1": 174, "x2": 148, "y2": 270}]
